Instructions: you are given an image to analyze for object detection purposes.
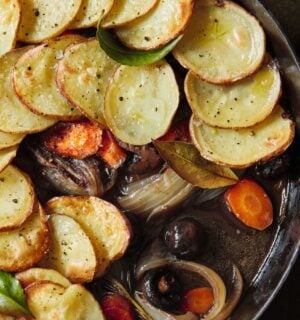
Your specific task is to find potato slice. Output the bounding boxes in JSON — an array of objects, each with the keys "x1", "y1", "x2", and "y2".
[
  {"x1": 27, "y1": 282, "x2": 104, "y2": 320},
  {"x1": 56, "y1": 39, "x2": 118, "y2": 125},
  {"x1": 0, "y1": 131, "x2": 25, "y2": 150},
  {"x1": 0, "y1": 47, "x2": 56, "y2": 134},
  {"x1": 16, "y1": 268, "x2": 71, "y2": 289},
  {"x1": 115, "y1": 0, "x2": 193, "y2": 50},
  {"x1": 0, "y1": 165, "x2": 35, "y2": 231},
  {"x1": 190, "y1": 106, "x2": 295, "y2": 168},
  {"x1": 17, "y1": 0, "x2": 82, "y2": 43},
  {"x1": 104, "y1": 61, "x2": 179, "y2": 145},
  {"x1": 0, "y1": 146, "x2": 19, "y2": 172},
  {"x1": 45, "y1": 196, "x2": 131, "y2": 277},
  {"x1": 13, "y1": 35, "x2": 84, "y2": 120},
  {"x1": 39, "y1": 214, "x2": 97, "y2": 283},
  {"x1": 185, "y1": 62, "x2": 281, "y2": 128},
  {"x1": 0, "y1": 203, "x2": 50, "y2": 272},
  {"x1": 0, "y1": 0, "x2": 21, "y2": 56},
  {"x1": 173, "y1": 0, "x2": 265, "y2": 84},
  {"x1": 102, "y1": 0, "x2": 158, "y2": 28},
  {"x1": 70, "y1": 0, "x2": 114, "y2": 29}
]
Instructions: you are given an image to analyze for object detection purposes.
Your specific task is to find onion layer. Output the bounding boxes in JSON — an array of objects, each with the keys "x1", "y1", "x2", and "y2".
[{"x1": 118, "y1": 168, "x2": 194, "y2": 218}]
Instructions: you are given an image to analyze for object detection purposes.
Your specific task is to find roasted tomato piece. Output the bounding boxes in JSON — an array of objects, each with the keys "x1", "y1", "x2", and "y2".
[
  {"x1": 160, "y1": 119, "x2": 191, "y2": 142},
  {"x1": 101, "y1": 294, "x2": 136, "y2": 320},
  {"x1": 43, "y1": 120, "x2": 103, "y2": 160}
]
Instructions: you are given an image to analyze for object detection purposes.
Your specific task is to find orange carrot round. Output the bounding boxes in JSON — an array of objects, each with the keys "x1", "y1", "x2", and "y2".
[
  {"x1": 181, "y1": 287, "x2": 214, "y2": 314},
  {"x1": 225, "y1": 179, "x2": 273, "y2": 231}
]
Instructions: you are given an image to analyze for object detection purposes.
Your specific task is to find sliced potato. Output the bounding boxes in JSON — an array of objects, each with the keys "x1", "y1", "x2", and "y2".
[
  {"x1": 45, "y1": 196, "x2": 131, "y2": 277},
  {"x1": 39, "y1": 214, "x2": 97, "y2": 283},
  {"x1": 13, "y1": 35, "x2": 84, "y2": 120},
  {"x1": 104, "y1": 61, "x2": 179, "y2": 145},
  {"x1": 26, "y1": 282, "x2": 66, "y2": 320},
  {"x1": 102, "y1": 0, "x2": 158, "y2": 28},
  {"x1": 190, "y1": 106, "x2": 295, "y2": 168},
  {"x1": 0, "y1": 146, "x2": 19, "y2": 172},
  {"x1": 56, "y1": 39, "x2": 119, "y2": 125},
  {"x1": 0, "y1": 203, "x2": 50, "y2": 272},
  {"x1": 173, "y1": 0, "x2": 265, "y2": 84},
  {"x1": 115, "y1": 0, "x2": 194, "y2": 50},
  {"x1": 16, "y1": 268, "x2": 71, "y2": 289},
  {"x1": 0, "y1": 47, "x2": 56, "y2": 134},
  {"x1": 0, "y1": 0, "x2": 21, "y2": 56},
  {"x1": 70, "y1": 0, "x2": 114, "y2": 29},
  {"x1": 0, "y1": 131, "x2": 25, "y2": 150},
  {"x1": 185, "y1": 62, "x2": 281, "y2": 128},
  {"x1": 17, "y1": 0, "x2": 82, "y2": 43},
  {"x1": 0, "y1": 165, "x2": 35, "y2": 231},
  {"x1": 27, "y1": 282, "x2": 104, "y2": 320}
]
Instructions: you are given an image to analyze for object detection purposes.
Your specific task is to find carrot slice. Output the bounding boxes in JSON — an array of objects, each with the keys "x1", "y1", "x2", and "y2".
[
  {"x1": 160, "y1": 119, "x2": 191, "y2": 142},
  {"x1": 225, "y1": 179, "x2": 273, "y2": 230},
  {"x1": 101, "y1": 294, "x2": 136, "y2": 320},
  {"x1": 181, "y1": 287, "x2": 214, "y2": 314},
  {"x1": 43, "y1": 120, "x2": 102, "y2": 160},
  {"x1": 98, "y1": 130, "x2": 126, "y2": 169}
]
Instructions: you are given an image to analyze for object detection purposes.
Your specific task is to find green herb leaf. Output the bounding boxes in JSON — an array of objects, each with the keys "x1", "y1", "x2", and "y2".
[
  {"x1": 96, "y1": 19, "x2": 183, "y2": 66},
  {"x1": 153, "y1": 141, "x2": 239, "y2": 188},
  {"x1": 0, "y1": 270, "x2": 32, "y2": 317}
]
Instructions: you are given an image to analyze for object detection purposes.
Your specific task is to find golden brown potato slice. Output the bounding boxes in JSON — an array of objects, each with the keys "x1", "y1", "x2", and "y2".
[
  {"x1": 185, "y1": 62, "x2": 281, "y2": 128},
  {"x1": 27, "y1": 282, "x2": 104, "y2": 320},
  {"x1": 45, "y1": 196, "x2": 131, "y2": 277},
  {"x1": 0, "y1": 203, "x2": 50, "y2": 272},
  {"x1": 39, "y1": 214, "x2": 97, "y2": 283},
  {"x1": 0, "y1": 146, "x2": 19, "y2": 172},
  {"x1": 102, "y1": 0, "x2": 158, "y2": 28},
  {"x1": 0, "y1": 0, "x2": 21, "y2": 56},
  {"x1": 173, "y1": 0, "x2": 266, "y2": 84},
  {"x1": 190, "y1": 106, "x2": 295, "y2": 168},
  {"x1": 17, "y1": 0, "x2": 82, "y2": 43},
  {"x1": 56, "y1": 39, "x2": 119, "y2": 125},
  {"x1": 0, "y1": 47, "x2": 56, "y2": 134},
  {"x1": 115, "y1": 0, "x2": 194, "y2": 50},
  {"x1": 13, "y1": 35, "x2": 84, "y2": 120},
  {"x1": 0, "y1": 165, "x2": 35, "y2": 231},
  {"x1": 16, "y1": 268, "x2": 71, "y2": 289},
  {"x1": 0, "y1": 131, "x2": 25, "y2": 150},
  {"x1": 70, "y1": 0, "x2": 114, "y2": 29},
  {"x1": 104, "y1": 61, "x2": 179, "y2": 145}
]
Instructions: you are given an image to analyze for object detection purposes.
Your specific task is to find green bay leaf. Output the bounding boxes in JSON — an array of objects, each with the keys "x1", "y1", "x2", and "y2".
[
  {"x1": 153, "y1": 141, "x2": 238, "y2": 189},
  {"x1": 97, "y1": 18, "x2": 182, "y2": 66},
  {"x1": 0, "y1": 270, "x2": 32, "y2": 317}
]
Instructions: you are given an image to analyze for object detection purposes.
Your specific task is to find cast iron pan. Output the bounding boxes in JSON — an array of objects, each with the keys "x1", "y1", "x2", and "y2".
[{"x1": 230, "y1": 1, "x2": 300, "y2": 319}]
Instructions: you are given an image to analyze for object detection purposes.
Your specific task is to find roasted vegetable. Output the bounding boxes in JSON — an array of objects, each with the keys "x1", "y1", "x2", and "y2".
[
  {"x1": 101, "y1": 294, "x2": 136, "y2": 320},
  {"x1": 225, "y1": 179, "x2": 273, "y2": 230},
  {"x1": 0, "y1": 146, "x2": 19, "y2": 173},
  {"x1": 181, "y1": 287, "x2": 214, "y2": 315}
]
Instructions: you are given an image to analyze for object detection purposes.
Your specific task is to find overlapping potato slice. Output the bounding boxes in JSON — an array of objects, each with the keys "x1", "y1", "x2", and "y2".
[
  {"x1": 190, "y1": 106, "x2": 295, "y2": 168},
  {"x1": 115, "y1": 0, "x2": 194, "y2": 50},
  {"x1": 70, "y1": 0, "x2": 114, "y2": 29},
  {"x1": 0, "y1": 146, "x2": 19, "y2": 172},
  {"x1": 0, "y1": 203, "x2": 50, "y2": 272},
  {"x1": 0, "y1": 0, "x2": 21, "y2": 56},
  {"x1": 26, "y1": 282, "x2": 104, "y2": 320},
  {"x1": 56, "y1": 39, "x2": 118, "y2": 125},
  {"x1": 0, "y1": 131, "x2": 25, "y2": 150},
  {"x1": 39, "y1": 214, "x2": 97, "y2": 283},
  {"x1": 0, "y1": 165, "x2": 35, "y2": 231},
  {"x1": 17, "y1": 0, "x2": 82, "y2": 43},
  {"x1": 0, "y1": 47, "x2": 56, "y2": 134},
  {"x1": 104, "y1": 61, "x2": 179, "y2": 145},
  {"x1": 173, "y1": 0, "x2": 265, "y2": 84},
  {"x1": 16, "y1": 268, "x2": 71, "y2": 289},
  {"x1": 102, "y1": 0, "x2": 158, "y2": 28},
  {"x1": 13, "y1": 35, "x2": 83, "y2": 120},
  {"x1": 45, "y1": 196, "x2": 131, "y2": 277},
  {"x1": 185, "y1": 62, "x2": 281, "y2": 128}
]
